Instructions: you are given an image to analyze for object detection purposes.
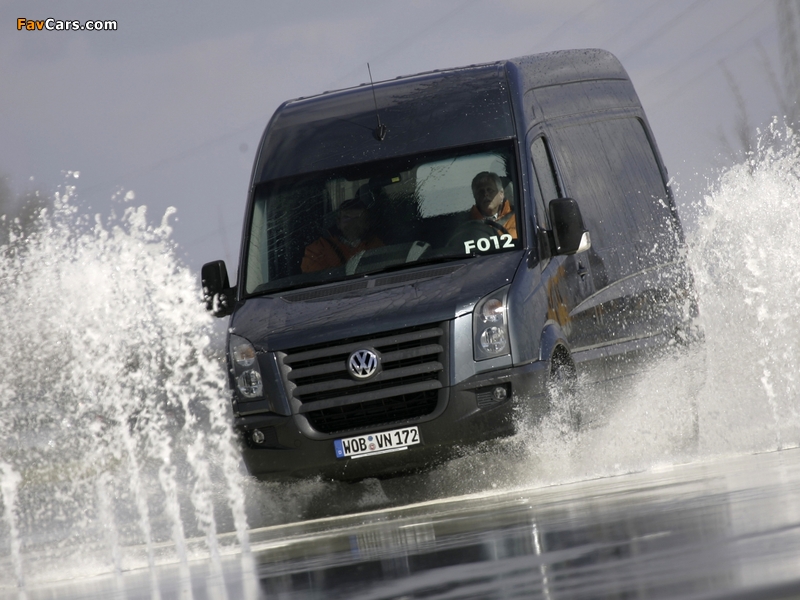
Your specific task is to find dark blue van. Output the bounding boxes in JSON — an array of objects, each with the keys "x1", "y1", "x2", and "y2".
[{"x1": 202, "y1": 49, "x2": 698, "y2": 481}]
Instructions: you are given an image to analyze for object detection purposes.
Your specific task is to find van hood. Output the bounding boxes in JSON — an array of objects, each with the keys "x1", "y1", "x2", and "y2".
[{"x1": 230, "y1": 252, "x2": 525, "y2": 352}]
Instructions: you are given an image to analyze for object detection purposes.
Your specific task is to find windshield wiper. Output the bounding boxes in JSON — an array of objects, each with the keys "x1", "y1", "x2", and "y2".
[
  {"x1": 354, "y1": 253, "x2": 477, "y2": 278},
  {"x1": 249, "y1": 280, "x2": 319, "y2": 297},
  {"x1": 249, "y1": 253, "x2": 482, "y2": 297}
]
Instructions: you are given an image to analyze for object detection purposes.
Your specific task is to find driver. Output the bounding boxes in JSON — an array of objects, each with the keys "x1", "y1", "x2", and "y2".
[
  {"x1": 301, "y1": 193, "x2": 383, "y2": 273},
  {"x1": 469, "y1": 171, "x2": 517, "y2": 239}
]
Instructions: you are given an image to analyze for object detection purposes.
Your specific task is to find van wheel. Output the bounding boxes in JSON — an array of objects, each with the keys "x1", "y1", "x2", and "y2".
[{"x1": 547, "y1": 350, "x2": 582, "y2": 431}]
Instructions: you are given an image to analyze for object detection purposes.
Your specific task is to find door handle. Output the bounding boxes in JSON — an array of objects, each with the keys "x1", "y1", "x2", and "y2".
[{"x1": 577, "y1": 261, "x2": 588, "y2": 279}]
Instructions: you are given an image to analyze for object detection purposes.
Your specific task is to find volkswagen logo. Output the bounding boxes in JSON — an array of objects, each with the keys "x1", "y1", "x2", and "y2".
[{"x1": 348, "y1": 348, "x2": 380, "y2": 380}]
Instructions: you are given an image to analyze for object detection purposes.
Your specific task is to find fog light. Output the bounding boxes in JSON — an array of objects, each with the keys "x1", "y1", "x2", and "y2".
[
  {"x1": 251, "y1": 429, "x2": 265, "y2": 444},
  {"x1": 476, "y1": 384, "x2": 511, "y2": 409},
  {"x1": 492, "y1": 386, "x2": 508, "y2": 401}
]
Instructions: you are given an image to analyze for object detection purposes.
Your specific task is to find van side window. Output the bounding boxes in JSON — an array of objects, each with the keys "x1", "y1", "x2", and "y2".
[{"x1": 530, "y1": 137, "x2": 560, "y2": 228}]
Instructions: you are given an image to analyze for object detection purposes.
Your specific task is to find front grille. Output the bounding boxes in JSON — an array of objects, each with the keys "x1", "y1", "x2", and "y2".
[
  {"x1": 307, "y1": 389, "x2": 439, "y2": 433},
  {"x1": 278, "y1": 323, "x2": 447, "y2": 434}
]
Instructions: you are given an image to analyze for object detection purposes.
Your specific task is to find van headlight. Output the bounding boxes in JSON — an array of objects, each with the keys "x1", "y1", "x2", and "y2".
[
  {"x1": 229, "y1": 334, "x2": 263, "y2": 398},
  {"x1": 473, "y1": 286, "x2": 510, "y2": 361}
]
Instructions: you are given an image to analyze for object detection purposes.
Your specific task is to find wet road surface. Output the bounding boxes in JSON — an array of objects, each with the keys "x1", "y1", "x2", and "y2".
[
  {"x1": 253, "y1": 447, "x2": 800, "y2": 599},
  {"x1": 15, "y1": 446, "x2": 800, "y2": 599}
]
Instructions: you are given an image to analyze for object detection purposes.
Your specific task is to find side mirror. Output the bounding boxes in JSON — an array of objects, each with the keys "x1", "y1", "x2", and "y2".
[
  {"x1": 548, "y1": 198, "x2": 591, "y2": 256},
  {"x1": 201, "y1": 260, "x2": 235, "y2": 317}
]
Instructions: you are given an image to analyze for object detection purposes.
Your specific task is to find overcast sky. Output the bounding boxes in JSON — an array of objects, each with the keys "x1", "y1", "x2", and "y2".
[{"x1": 0, "y1": 0, "x2": 785, "y2": 274}]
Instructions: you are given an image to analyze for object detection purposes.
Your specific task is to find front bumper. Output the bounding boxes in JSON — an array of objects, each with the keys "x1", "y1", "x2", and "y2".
[{"x1": 235, "y1": 359, "x2": 549, "y2": 482}]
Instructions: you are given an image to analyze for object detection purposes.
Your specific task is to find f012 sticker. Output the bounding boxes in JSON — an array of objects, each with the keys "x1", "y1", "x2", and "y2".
[{"x1": 464, "y1": 234, "x2": 514, "y2": 254}]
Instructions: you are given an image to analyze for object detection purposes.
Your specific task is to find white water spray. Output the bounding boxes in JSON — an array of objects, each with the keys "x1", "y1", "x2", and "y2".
[
  {"x1": 0, "y1": 183, "x2": 253, "y2": 594},
  {"x1": 3, "y1": 120, "x2": 800, "y2": 573},
  {"x1": 387, "y1": 122, "x2": 800, "y2": 502},
  {"x1": 509, "y1": 123, "x2": 800, "y2": 484},
  {"x1": 0, "y1": 463, "x2": 23, "y2": 593},
  {"x1": 689, "y1": 121, "x2": 800, "y2": 453},
  {"x1": 235, "y1": 123, "x2": 800, "y2": 523}
]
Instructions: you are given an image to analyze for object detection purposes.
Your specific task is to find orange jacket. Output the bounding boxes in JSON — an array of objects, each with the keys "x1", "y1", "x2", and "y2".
[
  {"x1": 469, "y1": 200, "x2": 517, "y2": 239},
  {"x1": 301, "y1": 234, "x2": 383, "y2": 273}
]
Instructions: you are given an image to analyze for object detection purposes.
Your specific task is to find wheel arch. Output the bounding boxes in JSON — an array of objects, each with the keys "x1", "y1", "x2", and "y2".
[{"x1": 539, "y1": 321, "x2": 572, "y2": 369}]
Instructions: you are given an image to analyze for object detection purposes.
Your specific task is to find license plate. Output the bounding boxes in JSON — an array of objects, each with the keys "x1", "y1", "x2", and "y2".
[{"x1": 334, "y1": 426, "x2": 420, "y2": 459}]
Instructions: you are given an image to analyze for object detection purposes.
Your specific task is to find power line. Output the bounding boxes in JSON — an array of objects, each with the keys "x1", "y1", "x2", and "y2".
[
  {"x1": 598, "y1": 0, "x2": 665, "y2": 49},
  {"x1": 530, "y1": 0, "x2": 611, "y2": 53},
  {"x1": 81, "y1": 0, "x2": 483, "y2": 207},
  {"x1": 647, "y1": 19, "x2": 777, "y2": 111},
  {"x1": 182, "y1": 1, "x2": 486, "y2": 253},
  {"x1": 83, "y1": 0, "x2": 701, "y2": 210},
  {"x1": 618, "y1": 0, "x2": 713, "y2": 61},
  {"x1": 77, "y1": 120, "x2": 262, "y2": 199},
  {"x1": 326, "y1": 0, "x2": 482, "y2": 91},
  {"x1": 640, "y1": 0, "x2": 771, "y2": 95}
]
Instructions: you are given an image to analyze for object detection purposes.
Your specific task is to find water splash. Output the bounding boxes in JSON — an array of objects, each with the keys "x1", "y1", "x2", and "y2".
[
  {"x1": 4, "y1": 120, "x2": 800, "y2": 572},
  {"x1": 0, "y1": 183, "x2": 253, "y2": 594},
  {"x1": 689, "y1": 120, "x2": 800, "y2": 453},
  {"x1": 509, "y1": 122, "x2": 800, "y2": 484},
  {"x1": 235, "y1": 123, "x2": 800, "y2": 524},
  {"x1": 0, "y1": 463, "x2": 23, "y2": 595}
]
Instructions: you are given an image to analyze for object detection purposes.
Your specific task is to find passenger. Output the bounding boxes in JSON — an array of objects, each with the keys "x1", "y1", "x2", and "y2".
[
  {"x1": 469, "y1": 171, "x2": 517, "y2": 239},
  {"x1": 301, "y1": 195, "x2": 383, "y2": 273}
]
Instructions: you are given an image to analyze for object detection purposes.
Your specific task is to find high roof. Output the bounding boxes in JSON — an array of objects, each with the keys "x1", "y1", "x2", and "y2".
[
  {"x1": 254, "y1": 49, "x2": 631, "y2": 183},
  {"x1": 507, "y1": 49, "x2": 628, "y2": 92}
]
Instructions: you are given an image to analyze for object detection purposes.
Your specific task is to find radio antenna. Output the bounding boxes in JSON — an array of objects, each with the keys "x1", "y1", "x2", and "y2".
[{"x1": 367, "y1": 63, "x2": 387, "y2": 141}]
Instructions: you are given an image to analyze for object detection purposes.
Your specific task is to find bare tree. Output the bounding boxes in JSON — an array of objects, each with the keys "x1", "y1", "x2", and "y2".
[
  {"x1": 776, "y1": 0, "x2": 800, "y2": 125},
  {"x1": 719, "y1": 0, "x2": 800, "y2": 158},
  {"x1": 719, "y1": 61, "x2": 755, "y2": 158}
]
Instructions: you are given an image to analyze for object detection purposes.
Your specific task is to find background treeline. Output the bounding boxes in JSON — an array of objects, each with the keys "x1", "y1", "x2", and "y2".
[{"x1": 721, "y1": 0, "x2": 800, "y2": 156}]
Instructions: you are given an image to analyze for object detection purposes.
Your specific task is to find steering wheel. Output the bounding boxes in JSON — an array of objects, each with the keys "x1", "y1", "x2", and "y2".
[
  {"x1": 345, "y1": 241, "x2": 432, "y2": 275},
  {"x1": 446, "y1": 219, "x2": 508, "y2": 251}
]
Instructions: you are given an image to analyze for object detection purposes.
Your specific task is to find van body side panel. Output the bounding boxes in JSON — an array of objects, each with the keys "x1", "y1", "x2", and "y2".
[
  {"x1": 509, "y1": 64, "x2": 691, "y2": 385},
  {"x1": 547, "y1": 112, "x2": 690, "y2": 371},
  {"x1": 506, "y1": 55, "x2": 634, "y2": 374}
]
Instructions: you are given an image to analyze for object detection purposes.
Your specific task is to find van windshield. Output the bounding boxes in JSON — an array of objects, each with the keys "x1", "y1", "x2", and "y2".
[{"x1": 244, "y1": 142, "x2": 521, "y2": 295}]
